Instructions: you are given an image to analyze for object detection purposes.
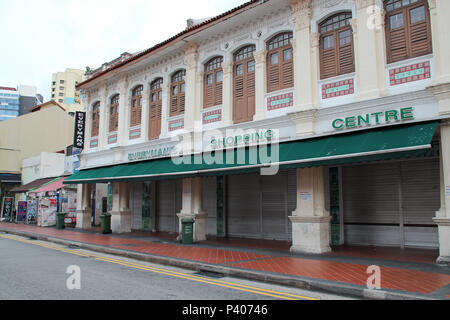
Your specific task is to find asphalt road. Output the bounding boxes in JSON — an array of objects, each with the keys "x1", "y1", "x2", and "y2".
[{"x1": 0, "y1": 233, "x2": 354, "y2": 301}]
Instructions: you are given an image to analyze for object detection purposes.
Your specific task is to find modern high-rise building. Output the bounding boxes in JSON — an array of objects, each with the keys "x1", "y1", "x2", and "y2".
[
  {"x1": 0, "y1": 87, "x2": 20, "y2": 121},
  {"x1": 51, "y1": 68, "x2": 86, "y2": 114},
  {"x1": 0, "y1": 85, "x2": 42, "y2": 121}
]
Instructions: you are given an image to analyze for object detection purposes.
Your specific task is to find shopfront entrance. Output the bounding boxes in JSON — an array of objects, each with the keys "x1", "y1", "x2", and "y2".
[{"x1": 340, "y1": 157, "x2": 440, "y2": 248}]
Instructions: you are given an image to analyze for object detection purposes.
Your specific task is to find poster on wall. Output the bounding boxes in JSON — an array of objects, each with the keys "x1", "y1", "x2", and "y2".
[
  {"x1": 1, "y1": 197, "x2": 14, "y2": 222},
  {"x1": 26, "y1": 200, "x2": 38, "y2": 224},
  {"x1": 38, "y1": 197, "x2": 57, "y2": 227},
  {"x1": 16, "y1": 201, "x2": 27, "y2": 222}
]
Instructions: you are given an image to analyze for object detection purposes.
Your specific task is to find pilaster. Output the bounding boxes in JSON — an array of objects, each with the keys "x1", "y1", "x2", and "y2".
[
  {"x1": 183, "y1": 41, "x2": 199, "y2": 133},
  {"x1": 429, "y1": 0, "x2": 450, "y2": 85},
  {"x1": 117, "y1": 76, "x2": 129, "y2": 146},
  {"x1": 111, "y1": 182, "x2": 131, "y2": 234},
  {"x1": 176, "y1": 177, "x2": 207, "y2": 242},
  {"x1": 289, "y1": 167, "x2": 331, "y2": 254},
  {"x1": 221, "y1": 61, "x2": 234, "y2": 127},
  {"x1": 76, "y1": 184, "x2": 92, "y2": 229},
  {"x1": 253, "y1": 50, "x2": 267, "y2": 121}
]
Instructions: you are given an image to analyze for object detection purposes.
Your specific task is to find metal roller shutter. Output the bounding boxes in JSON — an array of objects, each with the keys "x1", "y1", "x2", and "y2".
[
  {"x1": 261, "y1": 172, "x2": 288, "y2": 240},
  {"x1": 343, "y1": 163, "x2": 402, "y2": 246},
  {"x1": 227, "y1": 173, "x2": 261, "y2": 238},
  {"x1": 130, "y1": 182, "x2": 143, "y2": 230},
  {"x1": 156, "y1": 179, "x2": 181, "y2": 233},
  {"x1": 202, "y1": 176, "x2": 217, "y2": 236},
  {"x1": 401, "y1": 159, "x2": 439, "y2": 248}
]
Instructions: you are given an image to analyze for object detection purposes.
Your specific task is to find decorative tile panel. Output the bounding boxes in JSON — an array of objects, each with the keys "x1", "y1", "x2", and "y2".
[
  {"x1": 90, "y1": 138, "x2": 98, "y2": 148},
  {"x1": 107, "y1": 132, "x2": 117, "y2": 144},
  {"x1": 202, "y1": 107, "x2": 222, "y2": 125},
  {"x1": 129, "y1": 127, "x2": 141, "y2": 140},
  {"x1": 267, "y1": 92, "x2": 294, "y2": 111},
  {"x1": 389, "y1": 61, "x2": 431, "y2": 86},
  {"x1": 168, "y1": 118, "x2": 184, "y2": 132},
  {"x1": 322, "y1": 79, "x2": 354, "y2": 99}
]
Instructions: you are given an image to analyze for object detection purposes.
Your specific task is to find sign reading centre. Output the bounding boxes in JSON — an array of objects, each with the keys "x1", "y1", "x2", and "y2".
[{"x1": 332, "y1": 107, "x2": 414, "y2": 130}]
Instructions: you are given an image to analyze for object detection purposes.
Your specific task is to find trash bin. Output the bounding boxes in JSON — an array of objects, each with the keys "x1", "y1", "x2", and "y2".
[
  {"x1": 181, "y1": 218, "x2": 194, "y2": 244},
  {"x1": 100, "y1": 214, "x2": 112, "y2": 234},
  {"x1": 56, "y1": 212, "x2": 66, "y2": 229}
]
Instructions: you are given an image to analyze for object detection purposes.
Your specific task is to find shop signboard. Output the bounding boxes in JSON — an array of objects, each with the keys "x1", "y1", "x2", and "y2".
[
  {"x1": 1, "y1": 197, "x2": 13, "y2": 222},
  {"x1": 73, "y1": 111, "x2": 86, "y2": 149},
  {"x1": 26, "y1": 200, "x2": 38, "y2": 224},
  {"x1": 16, "y1": 201, "x2": 27, "y2": 222},
  {"x1": 38, "y1": 197, "x2": 57, "y2": 227}
]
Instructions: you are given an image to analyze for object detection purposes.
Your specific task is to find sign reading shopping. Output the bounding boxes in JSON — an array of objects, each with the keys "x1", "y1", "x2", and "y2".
[
  {"x1": 73, "y1": 111, "x2": 86, "y2": 149},
  {"x1": 332, "y1": 107, "x2": 414, "y2": 130}
]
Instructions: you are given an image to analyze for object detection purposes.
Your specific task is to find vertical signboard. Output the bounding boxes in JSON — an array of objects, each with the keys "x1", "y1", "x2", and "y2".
[
  {"x1": 26, "y1": 199, "x2": 38, "y2": 224},
  {"x1": 329, "y1": 167, "x2": 341, "y2": 245},
  {"x1": 17, "y1": 201, "x2": 27, "y2": 222},
  {"x1": 1, "y1": 197, "x2": 14, "y2": 222},
  {"x1": 73, "y1": 111, "x2": 86, "y2": 149},
  {"x1": 142, "y1": 182, "x2": 152, "y2": 231}
]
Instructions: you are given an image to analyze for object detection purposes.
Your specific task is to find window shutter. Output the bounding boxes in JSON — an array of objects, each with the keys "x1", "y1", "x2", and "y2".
[
  {"x1": 179, "y1": 90, "x2": 185, "y2": 113},
  {"x1": 338, "y1": 41, "x2": 354, "y2": 75},
  {"x1": 388, "y1": 25, "x2": 408, "y2": 63},
  {"x1": 246, "y1": 71, "x2": 255, "y2": 119},
  {"x1": 215, "y1": 81, "x2": 223, "y2": 106},
  {"x1": 409, "y1": 12, "x2": 431, "y2": 57},
  {"x1": 267, "y1": 61, "x2": 279, "y2": 93},
  {"x1": 170, "y1": 96, "x2": 178, "y2": 116},
  {"x1": 321, "y1": 43, "x2": 337, "y2": 79},
  {"x1": 281, "y1": 56, "x2": 294, "y2": 88},
  {"x1": 204, "y1": 81, "x2": 214, "y2": 108}
]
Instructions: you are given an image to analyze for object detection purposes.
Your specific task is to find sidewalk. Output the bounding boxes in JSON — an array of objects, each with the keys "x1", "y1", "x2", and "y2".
[{"x1": 0, "y1": 222, "x2": 449, "y2": 300}]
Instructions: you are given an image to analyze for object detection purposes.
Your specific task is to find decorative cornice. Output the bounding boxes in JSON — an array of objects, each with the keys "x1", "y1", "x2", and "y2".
[{"x1": 427, "y1": 82, "x2": 450, "y2": 101}]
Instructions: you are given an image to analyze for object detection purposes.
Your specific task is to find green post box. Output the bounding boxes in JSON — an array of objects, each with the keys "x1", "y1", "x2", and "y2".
[{"x1": 181, "y1": 218, "x2": 194, "y2": 244}]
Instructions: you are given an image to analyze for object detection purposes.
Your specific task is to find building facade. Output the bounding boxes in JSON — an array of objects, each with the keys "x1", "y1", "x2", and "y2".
[
  {"x1": 66, "y1": 0, "x2": 450, "y2": 263},
  {"x1": 51, "y1": 68, "x2": 85, "y2": 114}
]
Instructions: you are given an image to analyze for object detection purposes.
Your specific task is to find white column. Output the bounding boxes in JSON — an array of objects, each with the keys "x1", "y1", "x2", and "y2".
[
  {"x1": 98, "y1": 85, "x2": 108, "y2": 149},
  {"x1": 117, "y1": 77, "x2": 129, "y2": 146},
  {"x1": 289, "y1": 167, "x2": 331, "y2": 254},
  {"x1": 111, "y1": 182, "x2": 131, "y2": 234},
  {"x1": 221, "y1": 61, "x2": 234, "y2": 127},
  {"x1": 287, "y1": 0, "x2": 318, "y2": 137},
  {"x1": 76, "y1": 184, "x2": 92, "y2": 229},
  {"x1": 160, "y1": 80, "x2": 170, "y2": 139},
  {"x1": 289, "y1": 0, "x2": 317, "y2": 111},
  {"x1": 433, "y1": 120, "x2": 450, "y2": 264},
  {"x1": 253, "y1": 50, "x2": 266, "y2": 121},
  {"x1": 429, "y1": 0, "x2": 450, "y2": 84},
  {"x1": 183, "y1": 41, "x2": 199, "y2": 133},
  {"x1": 352, "y1": 0, "x2": 387, "y2": 100},
  {"x1": 176, "y1": 177, "x2": 207, "y2": 242},
  {"x1": 141, "y1": 84, "x2": 150, "y2": 141}
]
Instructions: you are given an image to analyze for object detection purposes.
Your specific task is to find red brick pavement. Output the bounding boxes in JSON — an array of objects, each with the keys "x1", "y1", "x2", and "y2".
[{"x1": 231, "y1": 257, "x2": 450, "y2": 294}]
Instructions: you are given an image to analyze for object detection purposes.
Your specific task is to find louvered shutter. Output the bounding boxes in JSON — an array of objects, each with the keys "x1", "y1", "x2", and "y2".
[
  {"x1": 281, "y1": 52, "x2": 294, "y2": 89},
  {"x1": 233, "y1": 71, "x2": 244, "y2": 122},
  {"x1": 215, "y1": 79, "x2": 223, "y2": 106},
  {"x1": 320, "y1": 35, "x2": 338, "y2": 79},
  {"x1": 409, "y1": 5, "x2": 432, "y2": 57},
  {"x1": 246, "y1": 70, "x2": 255, "y2": 119},
  {"x1": 204, "y1": 78, "x2": 214, "y2": 108},
  {"x1": 267, "y1": 56, "x2": 280, "y2": 92}
]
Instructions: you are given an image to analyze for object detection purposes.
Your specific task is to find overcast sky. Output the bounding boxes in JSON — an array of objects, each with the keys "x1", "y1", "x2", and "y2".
[{"x1": 0, "y1": 0, "x2": 247, "y2": 101}]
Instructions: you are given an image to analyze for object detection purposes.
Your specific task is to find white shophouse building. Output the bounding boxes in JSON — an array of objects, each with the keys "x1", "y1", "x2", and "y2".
[{"x1": 65, "y1": 0, "x2": 450, "y2": 264}]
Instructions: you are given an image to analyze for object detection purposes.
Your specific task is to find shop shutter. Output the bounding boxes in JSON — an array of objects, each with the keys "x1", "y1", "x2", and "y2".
[
  {"x1": 226, "y1": 173, "x2": 261, "y2": 238},
  {"x1": 202, "y1": 176, "x2": 217, "y2": 236},
  {"x1": 130, "y1": 182, "x2": 143, "y2": 230},
  {"x1": 261, "y1": 172, "x2": 289, "y2": 241},
  {"x1": 156, "y1": 179, "x2": 181, "y2": 233},
  {"x1": 343, "y1": 163, "x2": 402, "y2": 246},
  {"x1": 400, "y1": 159, "x2": 439, "y2": 248}
]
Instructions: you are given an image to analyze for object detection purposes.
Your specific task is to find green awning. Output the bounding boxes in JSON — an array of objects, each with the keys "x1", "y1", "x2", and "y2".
[{"x1": 64, "y1": 121, "x2": 438, "y2": 184}]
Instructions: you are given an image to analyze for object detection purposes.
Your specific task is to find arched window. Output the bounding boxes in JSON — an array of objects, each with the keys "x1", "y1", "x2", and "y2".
[
  {"x1": 130, "y1": 85, "x2": 143, "y2": 127},
  {"x1": 91, "y1": 101, "x2": 100, "y2": 137},
  {"x1": 233, "y1": 45, "x2": 255, "y2": 124},
  {"x1": 170, "y1": 70, "x2": 186, "y2": 117},
  {"x1": 384, "y1": 0, "x2": 432, "y2": 63},
  {"x1": 266, "y1": 32, "x2": 294, "y2": 92},
  {"x1": 319, "y1": 12, "x2": 354, "y2": 79},
  {"x1": 204, "y1": 56, "x2": 223, "y2": 108},
  {"x1": 149, "y1": 78, "x2": 163, "y2": 140},
  {"x1": 109, "y1": 94, "x2": 119, "y2": 132}
]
